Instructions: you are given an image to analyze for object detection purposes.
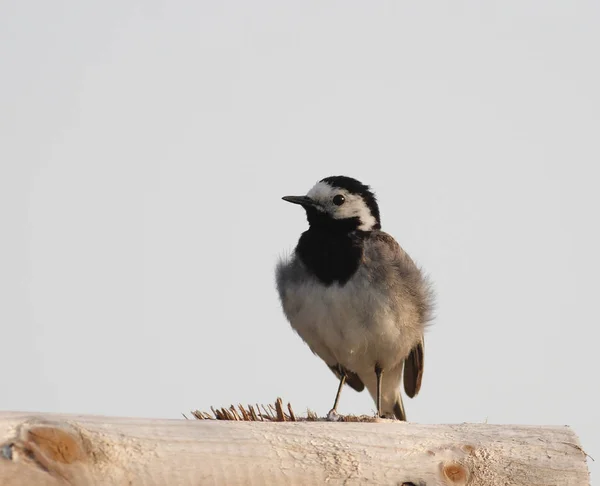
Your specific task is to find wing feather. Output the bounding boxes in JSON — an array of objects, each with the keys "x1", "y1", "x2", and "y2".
[
  {"x1": 403, "y1": 338, "x2": 424, "y2": 398},
  {"x1": 329, "y1": 364, "x2": 365, "y2": 392}
]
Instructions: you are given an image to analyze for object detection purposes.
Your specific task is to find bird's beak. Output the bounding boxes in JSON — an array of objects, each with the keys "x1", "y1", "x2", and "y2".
[{"x1": 282, "y1": 195, "x2": 317, "y2": 207}]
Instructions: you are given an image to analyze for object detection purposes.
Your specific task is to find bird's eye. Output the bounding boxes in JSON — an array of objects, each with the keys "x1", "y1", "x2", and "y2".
[{"x1": 333, "y1": 194, "x2": 346, "y2": 206}]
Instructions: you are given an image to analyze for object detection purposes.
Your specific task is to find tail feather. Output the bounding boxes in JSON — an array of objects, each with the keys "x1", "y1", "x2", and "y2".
[
  {"x1": 392, "y1": 396, "x2": 406, "y2": 421},
  {"x1": 363, "y1": 365, "x2": 407, "y2": 420},
  {"x1": 383, "y1": 390, "x2": 406, "y2": 421}
]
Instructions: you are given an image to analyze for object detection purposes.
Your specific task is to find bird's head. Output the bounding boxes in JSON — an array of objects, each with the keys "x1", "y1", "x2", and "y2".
[{"x1": 282, "y1": 175, "x2": 381, "y2": 232}]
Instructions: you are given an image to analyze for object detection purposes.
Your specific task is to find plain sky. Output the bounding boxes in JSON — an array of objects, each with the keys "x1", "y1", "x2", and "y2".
[{"x1": 1, "y1": 0, "x2": 598, "y2": 482}]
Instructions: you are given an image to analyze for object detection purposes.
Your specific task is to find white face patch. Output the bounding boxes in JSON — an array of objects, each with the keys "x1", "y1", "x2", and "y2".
[{"x1": 306, "y1": 181, "x2": 378, "y2": 231}]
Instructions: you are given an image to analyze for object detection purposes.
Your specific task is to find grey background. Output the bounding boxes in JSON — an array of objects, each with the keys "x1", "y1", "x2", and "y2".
[{"x1": 1, "y1": 0, "x2": 598, "y2": 482}]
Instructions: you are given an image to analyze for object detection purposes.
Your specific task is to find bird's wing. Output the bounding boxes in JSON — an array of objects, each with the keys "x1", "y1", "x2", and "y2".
[
  {"x1": 366, "y1": 231, "x2": 434, "y2": 324},
  {"x1": 329, "y1": 364, "x2": 365, "y2": 392},
  {"x1": 365, "y1": 231, "x2": 432, "y2": 399},
  {"x1": 403, "y1": 338, "x2": 424, "y2": 398}
]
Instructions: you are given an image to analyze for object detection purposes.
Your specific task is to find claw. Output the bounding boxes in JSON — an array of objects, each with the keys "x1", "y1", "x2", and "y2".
[{"x1": 327, "y1": 409, "x2": 342, "y2": 422}]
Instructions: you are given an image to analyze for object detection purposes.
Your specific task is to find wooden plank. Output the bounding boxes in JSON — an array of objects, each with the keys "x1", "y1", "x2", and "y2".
[{"x1": 0, "y1": 412, "x2": 590, "y2": 485}]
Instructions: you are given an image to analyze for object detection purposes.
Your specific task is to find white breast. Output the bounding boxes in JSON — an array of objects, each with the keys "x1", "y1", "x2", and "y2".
[{"x1": 280, "y1": 273, "x2": 411, "y2": 373}]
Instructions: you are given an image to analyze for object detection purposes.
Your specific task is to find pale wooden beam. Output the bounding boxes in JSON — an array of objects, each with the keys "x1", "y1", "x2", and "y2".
[{"x1": 0, "y1": 411, "x2": 590, "y2": 485}]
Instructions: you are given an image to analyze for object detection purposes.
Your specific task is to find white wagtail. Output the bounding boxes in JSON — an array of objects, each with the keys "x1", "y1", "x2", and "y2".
[{"x1": 275, "y1": 176, "x2": 434, "y2": 420}]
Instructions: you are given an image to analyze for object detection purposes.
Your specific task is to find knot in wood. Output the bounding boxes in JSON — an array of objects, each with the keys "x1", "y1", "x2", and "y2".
[
  {"x1": 26, "y1": 426, "x2": 86, "y2": 464},
  {"x1": 442, "y1": 461, "x2": 468, "y2": 485}
]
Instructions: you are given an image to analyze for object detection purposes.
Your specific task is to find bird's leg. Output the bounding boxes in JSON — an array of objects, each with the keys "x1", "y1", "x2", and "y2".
[
  {"x1": 327, "y1": 366, "x2": 347, "y2": 421},
  {"x1": 331, "y1": 373, "x2": 346, "y2": 413},
  {"x1": 375, "y1": 363, "x2": 383, "y2": 418}
]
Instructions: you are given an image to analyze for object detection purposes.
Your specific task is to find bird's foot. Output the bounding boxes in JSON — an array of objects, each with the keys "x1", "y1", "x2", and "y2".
[
  {"x1": 326, "y1": 409, "x2": 342, "y2": 422},
  {"x1": 374, "y1": 412, "x2": 396, "y2": 421}
]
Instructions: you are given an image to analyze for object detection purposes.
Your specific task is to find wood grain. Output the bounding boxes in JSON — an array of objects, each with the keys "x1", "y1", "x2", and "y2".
[{"x1": 0, "y1": 412, "x2": 590, "y2": 485}]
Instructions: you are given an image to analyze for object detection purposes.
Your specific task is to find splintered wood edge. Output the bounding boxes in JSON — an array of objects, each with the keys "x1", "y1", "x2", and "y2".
[{"x1": 189, "y1": 397, "x2": 381, "y2": 422}]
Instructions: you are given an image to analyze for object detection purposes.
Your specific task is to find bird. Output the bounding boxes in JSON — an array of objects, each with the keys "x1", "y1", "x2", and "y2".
[{"x1": 275, "y1": 175, "x2": 434, "y2": 420}]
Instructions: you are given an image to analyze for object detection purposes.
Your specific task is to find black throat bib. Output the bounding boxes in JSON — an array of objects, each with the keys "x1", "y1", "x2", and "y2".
[{"x1": 295, "y1": 213, "x2": 368, "y2": 286}]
